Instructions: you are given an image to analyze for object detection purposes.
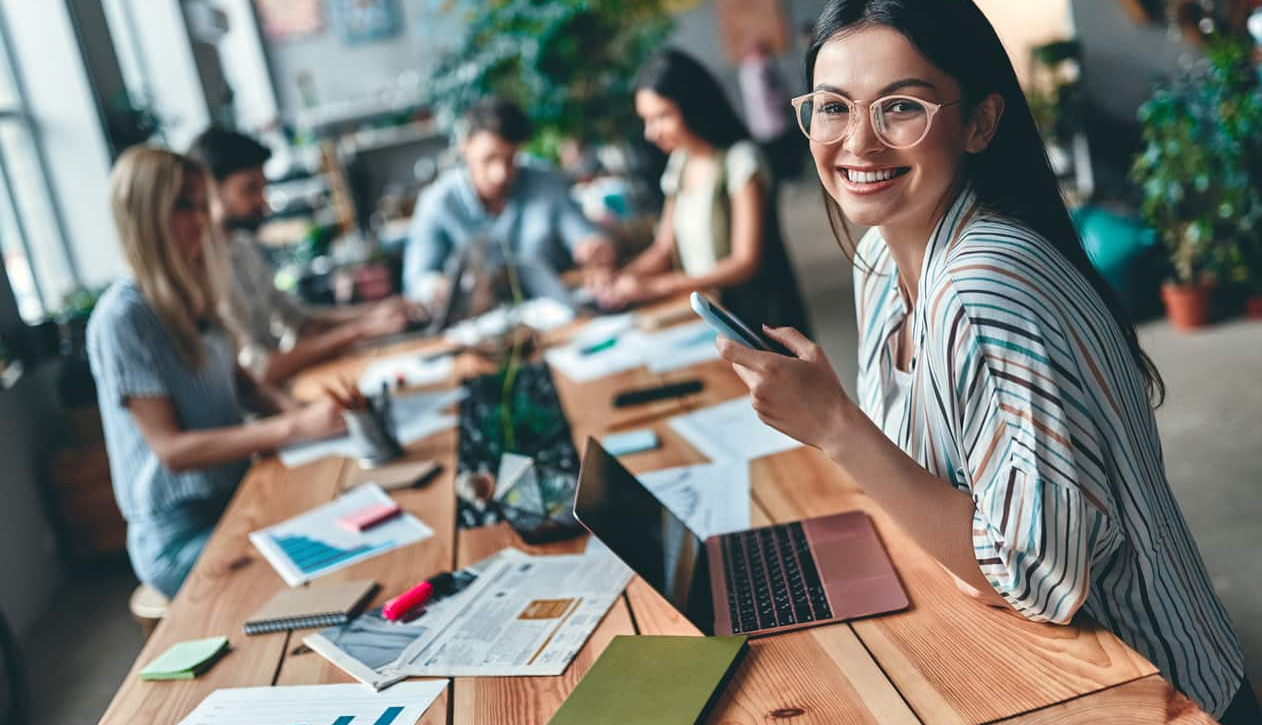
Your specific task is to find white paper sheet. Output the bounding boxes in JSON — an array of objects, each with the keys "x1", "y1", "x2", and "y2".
[
  {"x1": 545, "y1": 317, "x2": 721, "y2": 381},
  {"x1": 669, "y1": 396, "x2": 802, "y2": 463},
  {"x1": 358, "y1": 354, "x2": 454, "y2": 394},
  {"x1": 175, "y1": 680, "x2": 447, "y2": 725},
  {"x1": 543, "y1": 330, "x2": 650, "y2": 382},
  {"x1": 442, "y1": 298, "x2": 576, "y2": 347},
  {"x1": 249, "y1": 484, "x2": 433, "y2": 586},
  {"x1": 639, "y1": 460, "x2": 751, "y2": 539},
  {"x1": 640, "y1": 320, "x2": 720, "y2": 373},
  {"x1": 279, "y1": 389, "x2": 465, "y2": 468}
]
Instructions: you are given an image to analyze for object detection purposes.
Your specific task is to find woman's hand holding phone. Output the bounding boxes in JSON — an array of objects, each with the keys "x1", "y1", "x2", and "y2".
[{"x1": 715, "y1": 324, "x2": 859, "y2": 459}]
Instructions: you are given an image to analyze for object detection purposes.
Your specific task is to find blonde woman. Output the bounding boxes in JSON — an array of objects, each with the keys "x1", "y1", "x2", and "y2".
[{"x1": 87, "y1": 147, "x2": 344, "y2": 598}]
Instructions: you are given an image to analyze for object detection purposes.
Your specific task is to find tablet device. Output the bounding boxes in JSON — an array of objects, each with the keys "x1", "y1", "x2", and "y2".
[{"x1": 689, "y1": 292, "x2": 793, "y2": 356}]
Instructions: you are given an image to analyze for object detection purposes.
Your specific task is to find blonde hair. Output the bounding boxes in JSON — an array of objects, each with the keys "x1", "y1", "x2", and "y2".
[{"x1": 110, "y1": 146, "x2": 231, "y2": 368}]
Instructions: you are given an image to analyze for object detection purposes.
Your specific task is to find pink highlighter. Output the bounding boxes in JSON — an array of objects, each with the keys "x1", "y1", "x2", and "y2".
[
  {"x1": 382, "y1": 580, "x2": 434, "y2": 621},
  {"x1": 336, "y1": 501, "x2": 401, "y2": 532}
]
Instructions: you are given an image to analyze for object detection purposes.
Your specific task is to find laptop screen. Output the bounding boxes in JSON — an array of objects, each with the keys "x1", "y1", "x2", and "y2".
[{"x1": 574, "y1": 438, "x2": 715, "y2": 634}]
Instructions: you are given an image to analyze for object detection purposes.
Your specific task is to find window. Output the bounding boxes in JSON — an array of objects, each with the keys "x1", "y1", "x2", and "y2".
[{"x1": 0, "y1": 8, "x2": 80, "y2": 324}]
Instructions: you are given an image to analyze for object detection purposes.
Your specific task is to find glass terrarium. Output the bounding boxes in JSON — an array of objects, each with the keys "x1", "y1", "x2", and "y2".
[
  {"x1": 455, "y1": 362, "x2": 583, "y2": 538},
  {"x1": 493, "y1": 453, "x2": 582, "y2": 544}
]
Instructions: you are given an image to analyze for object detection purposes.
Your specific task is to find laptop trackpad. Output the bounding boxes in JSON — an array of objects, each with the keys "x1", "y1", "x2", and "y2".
[{"x1": 805, "y1": 512, "x2": 909, "y2": 618}]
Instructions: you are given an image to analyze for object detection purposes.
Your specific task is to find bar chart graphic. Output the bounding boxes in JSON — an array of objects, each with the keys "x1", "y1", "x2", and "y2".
[
  {"x1": 270, "y1": 534, "x2": 392, "y2": 577},
  {"x1": 330, "y1": 706, "x2": 403, "y2": 725},
  {"x1": 249, "y1": 484, "x2": 433, "y2": 586}
]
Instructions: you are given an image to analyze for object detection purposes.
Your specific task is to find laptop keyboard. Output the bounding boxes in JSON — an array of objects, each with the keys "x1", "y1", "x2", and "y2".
[{"x1": 720, "y1": 522, "x2": 833, "y2": 633}]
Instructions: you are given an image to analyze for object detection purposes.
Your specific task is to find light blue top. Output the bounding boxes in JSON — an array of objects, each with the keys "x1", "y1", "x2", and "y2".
[
  {"x1": 87, "y1": 279, "x2": 248, "y2": 597},
  {"x1": 403, "y1": 162, "x2": 600, "y2": 299}
]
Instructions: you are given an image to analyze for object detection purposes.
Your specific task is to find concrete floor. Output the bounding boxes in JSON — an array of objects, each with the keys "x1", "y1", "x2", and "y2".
[{"x1": 23, "y1": 179, "x2": 1262, "y2": 723}]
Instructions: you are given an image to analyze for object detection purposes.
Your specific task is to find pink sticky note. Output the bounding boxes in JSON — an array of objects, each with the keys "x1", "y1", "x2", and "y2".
[{"x1": 336, "y1": 501, "x2": 402, "y2": 532}]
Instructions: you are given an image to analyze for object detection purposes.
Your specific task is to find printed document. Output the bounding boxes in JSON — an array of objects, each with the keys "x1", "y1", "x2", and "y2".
[
  {"x1": 175, "y1": 680, "x2": 446, "y2": 725},
  {"x1": 669, "y1": 396, "x2": 802, "y2": 463},
  {"x1": 639, "y1": 460, "x2": 751, "y2": 538},
  {"x1": 306, "y1": 548, "x2": 632, "y2": 683}
]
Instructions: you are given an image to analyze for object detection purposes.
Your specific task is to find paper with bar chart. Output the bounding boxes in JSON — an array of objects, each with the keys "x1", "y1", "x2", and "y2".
[
  {"x1": 249, "y1": 484, "x2": 433, "y2": 586},
  {"x1": 174, "y1": 680, "x2": 446, "y2": 725}
]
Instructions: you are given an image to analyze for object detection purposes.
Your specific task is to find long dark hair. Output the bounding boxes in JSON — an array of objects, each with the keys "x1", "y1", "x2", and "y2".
[
  {"x1": 636, "y1": 49, "x2": 750, "y2": 150},
  {"x1": 806, "y1": 0, "x2": 1164, "y2": 405}
]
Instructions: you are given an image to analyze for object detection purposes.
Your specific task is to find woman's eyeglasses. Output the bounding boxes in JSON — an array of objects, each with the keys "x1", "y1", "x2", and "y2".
[{"x1": 789, "y1": 90, "x2": 961, "y2": 149}]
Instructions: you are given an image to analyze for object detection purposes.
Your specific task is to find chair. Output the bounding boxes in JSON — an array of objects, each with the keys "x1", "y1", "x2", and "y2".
[{"x1": 128, "y1": 584, "x2": 169, "y2": 640}]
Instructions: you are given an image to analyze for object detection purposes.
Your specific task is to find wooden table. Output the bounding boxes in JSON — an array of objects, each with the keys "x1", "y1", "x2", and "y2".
[{"x1": 98, "y1": 301, "x2": 1218, "y2": 725}]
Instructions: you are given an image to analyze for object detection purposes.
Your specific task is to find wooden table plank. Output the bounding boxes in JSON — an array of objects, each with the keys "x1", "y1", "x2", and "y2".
[
  {"x1": 993, "y1": 675, "x2": 1218, "y2": 724},
  {"x1": 749, "y1": 446, "x2": 1157, "y2": 725},
  {"x1": 98, "y1": 455, "x2": 346, "y2": 725}
]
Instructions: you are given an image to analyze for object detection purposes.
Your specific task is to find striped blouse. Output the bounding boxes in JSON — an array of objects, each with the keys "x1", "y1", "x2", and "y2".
[{"x1": 853, "y1": 187, "x2": 1244, "y2": 717}]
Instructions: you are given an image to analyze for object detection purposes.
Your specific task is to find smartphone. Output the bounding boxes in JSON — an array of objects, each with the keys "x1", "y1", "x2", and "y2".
[{"x1": 690, "y1": 292, "x2": 793, "y2": 356}]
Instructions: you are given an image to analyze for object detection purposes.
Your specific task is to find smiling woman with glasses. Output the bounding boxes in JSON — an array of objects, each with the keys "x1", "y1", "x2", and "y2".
[{"x1": 714, "y1": 0, "x2": 1255, "y2": 721}]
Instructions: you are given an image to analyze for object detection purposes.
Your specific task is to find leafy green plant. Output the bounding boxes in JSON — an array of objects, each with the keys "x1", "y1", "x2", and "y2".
[
  {"x1": 1026, "y1": 40, "x2": 1085, "y2": 145},
  {"x1": 424, "y1": 0, "x2": 673, "y2": 158},
  {"x1": 1131, "y1": 35, "x2": 1262, "y2": 286}
]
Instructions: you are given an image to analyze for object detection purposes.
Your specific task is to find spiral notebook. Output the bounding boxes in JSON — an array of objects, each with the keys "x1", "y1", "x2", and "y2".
[{"x1": 244, "y1": 580, "x2": 378, "y2": 635}]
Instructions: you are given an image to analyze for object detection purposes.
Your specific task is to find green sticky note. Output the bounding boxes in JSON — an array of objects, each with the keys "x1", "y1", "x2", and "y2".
[
  {"x1": 548, "y1": 635, "x2": 748, "y2": 725},
  {"x1": 139, "y1": 636, "x2": 229, "y2": 681}
]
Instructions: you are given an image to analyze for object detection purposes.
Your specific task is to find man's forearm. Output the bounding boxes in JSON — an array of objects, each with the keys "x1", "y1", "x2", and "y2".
[{"x1": 259, "y1": 322, "x2": 363, "y2": 384}]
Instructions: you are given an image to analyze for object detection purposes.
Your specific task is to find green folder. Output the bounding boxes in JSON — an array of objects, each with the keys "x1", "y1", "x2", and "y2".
[
  {"x1": 548, "y1": 635, "x2": 748, "y2": 725},
  {"x1": 138, "y1": 636, "x2": 229, "y2": 681}
]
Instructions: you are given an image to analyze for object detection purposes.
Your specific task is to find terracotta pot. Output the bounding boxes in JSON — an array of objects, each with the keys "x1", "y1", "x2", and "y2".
[
  {"x1": 1161, "y1": 282, "x2": 1212, "y2": 330},
  {"x1": 1245, "y1": 295, "x2": 1262, "y2": 320}
]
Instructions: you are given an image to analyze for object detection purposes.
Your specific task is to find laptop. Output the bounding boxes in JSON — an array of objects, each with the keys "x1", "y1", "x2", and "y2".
[{"x1": 574, "y1": 439, "x2": 909, "y2": 636}]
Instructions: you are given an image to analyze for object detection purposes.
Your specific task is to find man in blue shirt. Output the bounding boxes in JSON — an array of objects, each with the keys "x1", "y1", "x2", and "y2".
[{"x1": 403, "y1": 97, "x2": 615, "y2": 304}]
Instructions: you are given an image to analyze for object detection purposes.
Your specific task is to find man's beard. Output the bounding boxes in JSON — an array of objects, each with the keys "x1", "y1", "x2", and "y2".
[{"x1": 226, "y1": 215, "x2": 265, "y2": 233}]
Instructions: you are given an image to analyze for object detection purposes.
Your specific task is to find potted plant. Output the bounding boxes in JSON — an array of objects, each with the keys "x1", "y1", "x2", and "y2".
[
  {"x1": 1131, "y1": 35, "x2": 1262, "y2": 329},
  {"x1": 422, "y1": 0, "x2": 673, "y2": 161},
  {"x1": 52, "y1": 285, "x2": 107, "y2": 407}
]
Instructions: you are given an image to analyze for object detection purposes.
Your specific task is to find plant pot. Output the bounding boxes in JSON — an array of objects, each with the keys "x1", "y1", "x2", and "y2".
[
  {"x1": 1161, "y1": 282, "x2": 1212, "y2": 330},
  {"x1": 1245, "y1": 295, "x2": 1262, "y2": 320}
]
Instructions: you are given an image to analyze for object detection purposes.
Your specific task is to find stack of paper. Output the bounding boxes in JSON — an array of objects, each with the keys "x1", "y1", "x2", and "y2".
[{"x1": 139, "y1": 636, "x2": 229, "y2": 681}]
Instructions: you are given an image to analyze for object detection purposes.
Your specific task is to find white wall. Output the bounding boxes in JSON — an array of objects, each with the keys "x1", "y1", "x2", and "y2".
[
  {"x1": 974, "y1": 0, "x2": 1072, "y2": 86},
  {"x1": 1069, "y1": 0, "x2": 1195, "y2": 123},
  {"x1": 261, "y1": 1, "x2": 455, "y2": 120}
]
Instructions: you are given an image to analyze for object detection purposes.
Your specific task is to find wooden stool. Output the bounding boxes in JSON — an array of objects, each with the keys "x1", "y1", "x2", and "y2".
[{"x1": 128, "y1": 585, "x2": 168, "y2": 640}]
